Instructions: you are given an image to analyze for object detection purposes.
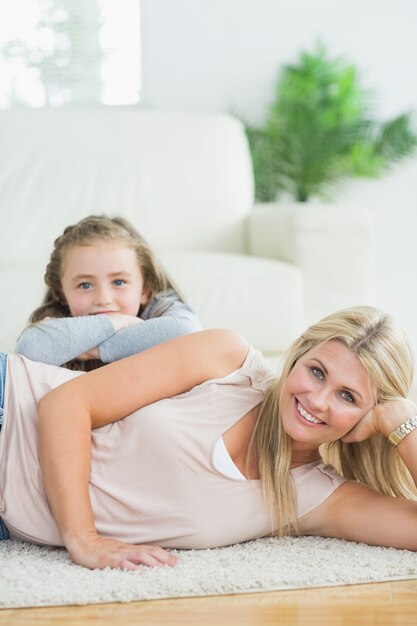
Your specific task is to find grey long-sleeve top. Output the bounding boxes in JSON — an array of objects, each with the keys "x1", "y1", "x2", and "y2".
[{"x1": 16, "y1": 291, "x2": 202, "y2": 366}]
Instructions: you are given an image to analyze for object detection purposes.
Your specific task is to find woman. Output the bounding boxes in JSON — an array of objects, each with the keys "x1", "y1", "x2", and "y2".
[{"x1": 1, "y1": 306, "x2": 417, "y2": 570}]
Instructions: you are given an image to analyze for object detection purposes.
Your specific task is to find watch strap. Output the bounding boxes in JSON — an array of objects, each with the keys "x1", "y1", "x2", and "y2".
[{"x1": 388, "y1": 415, "x2": 417, "y2": 447}]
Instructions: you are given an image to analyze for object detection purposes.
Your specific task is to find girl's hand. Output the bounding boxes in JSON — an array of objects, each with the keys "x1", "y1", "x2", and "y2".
[
  {"x1": 76, "y1": 314, "x2": 143, "y2": 359},
  {"x1": 342, "y1": 398, "x2": 417, "y2": 443},
  {"x1": 77, "y1": 347, "x2": 100, "y2": 360},
  {"x1": 107, "y1": 313, "x2": 143, "y2": 332},
  {"x1": 67, "y1": 534, "x2": 177, "y2": 570}
]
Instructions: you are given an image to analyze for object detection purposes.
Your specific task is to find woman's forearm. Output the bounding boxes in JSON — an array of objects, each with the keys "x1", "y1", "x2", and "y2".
[
  {"x1": 38, "y1": 388, "x2": 178, "y2": 570},
  {"x1": 375, "y1": 399, "x2": 417, "y2": 486},
  {"x1": 38, "y1": 390, "x2": 97, "y2": 552}
]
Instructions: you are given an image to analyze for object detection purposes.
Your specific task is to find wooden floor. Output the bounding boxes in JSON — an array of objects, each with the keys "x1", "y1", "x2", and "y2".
[{"x1": 1, "y1": 579, "x2": 417, "y2": 626}]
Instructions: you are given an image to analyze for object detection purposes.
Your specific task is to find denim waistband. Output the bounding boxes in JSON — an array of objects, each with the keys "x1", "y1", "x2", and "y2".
[
  {"x1": 0, "y1": 352, "x2": 6, "y2": 427},
  {"x1": 0, "y1": 352, "x2": 9, "y2": 539}
]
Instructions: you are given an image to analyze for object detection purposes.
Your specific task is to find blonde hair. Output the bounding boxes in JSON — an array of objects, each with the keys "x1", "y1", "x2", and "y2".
[
  {"x1": 250, "y1": 306, "x2": 415, "y2": 535},
  {"x1": 29, "y1": 214, "x2": 182, "y2": 370}
]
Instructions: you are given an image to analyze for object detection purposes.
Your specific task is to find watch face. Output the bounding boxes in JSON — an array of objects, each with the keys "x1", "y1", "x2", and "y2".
[{"x1": 388, "y1": 432, "x2": 401, "y2": 447}]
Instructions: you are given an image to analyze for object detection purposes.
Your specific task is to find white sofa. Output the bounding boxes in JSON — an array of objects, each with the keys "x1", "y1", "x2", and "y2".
[{"x1": 0, "y1": 108, "x2": 375, "y2": 359}]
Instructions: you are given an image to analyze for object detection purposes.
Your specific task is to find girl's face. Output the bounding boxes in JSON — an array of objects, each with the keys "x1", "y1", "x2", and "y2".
[
  {"x1": 61, "y1": 240, "x2": 149, "y2": 317},
  {"x1": 280, "y1": 340, "x2": 376, "y2": 454}
]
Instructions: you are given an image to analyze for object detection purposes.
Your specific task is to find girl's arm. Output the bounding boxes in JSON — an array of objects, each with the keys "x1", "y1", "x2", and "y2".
[
  {"x1": 300, "y1": 398, "x2": 417, "y2": 550},
  {"x1": 37, "y1": 329, "x2": 248, "y2": 570},
  {"x1": 99, "y1": 300, "x2": 202, "y2": 362},
  {"x1": 15, "y1": 315, "x2": 120, "y2": 365},
  {"x1": 16, "y1": 302, "x2": 200, "y2": 366}
]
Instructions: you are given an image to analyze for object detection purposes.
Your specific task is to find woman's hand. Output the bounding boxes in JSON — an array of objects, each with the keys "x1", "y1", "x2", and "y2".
[
  {"x1": 342, "y1": 398, "x2": 417, "y2": 443},
  {"x1": 372, "y1": 398, "x2": 417, "y2": 438},
  {"x1": 341, "y1": 408, "x2": 378, "y2": 443},
  {"x1": 67, "y1": 534, "x2": 178, "y2": 570}
]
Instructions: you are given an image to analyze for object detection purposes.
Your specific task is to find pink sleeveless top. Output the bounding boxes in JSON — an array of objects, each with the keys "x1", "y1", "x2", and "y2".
[{"x1": 0, "y1": 348, "x2": 345, "y2": 548}]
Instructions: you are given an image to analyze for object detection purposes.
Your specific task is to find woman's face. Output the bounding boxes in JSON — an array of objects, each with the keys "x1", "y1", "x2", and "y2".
[{"x1": 280, "y1": 340, "x2": 376, "y2": 451}]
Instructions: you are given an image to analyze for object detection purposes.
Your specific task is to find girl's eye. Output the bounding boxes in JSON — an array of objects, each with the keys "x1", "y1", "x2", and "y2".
[
  {"x1": 113, "y1": 279, "x2": 126, "y2": 286},
  {"x1": 340, "y1": 390, "x2": 355, "y2": 404},
  {"x1": 310, "y1": 366, "x2": 325, "y2": 381},
  {"x1": 78, "y1": 282, "x2": 92, "y2": 290}
]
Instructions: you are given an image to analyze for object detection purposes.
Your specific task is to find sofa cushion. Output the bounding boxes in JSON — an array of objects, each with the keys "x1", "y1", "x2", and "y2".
[
  {"x1": 0, "y1": 110, "x2": 254, "y2": 264},
  {"x1": 159, "y1": 251, "x2": 305, "y2": 355}
]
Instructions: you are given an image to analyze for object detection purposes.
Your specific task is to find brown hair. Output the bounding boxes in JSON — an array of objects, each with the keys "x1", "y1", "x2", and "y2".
[{"x1": 29, "y1": 214, "x2": 182, "y2": 370}]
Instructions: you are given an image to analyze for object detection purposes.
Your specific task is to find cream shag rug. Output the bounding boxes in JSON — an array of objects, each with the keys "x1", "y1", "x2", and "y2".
[{"x1": 2, "y1": 536, "x2": 417, "y2": 609}]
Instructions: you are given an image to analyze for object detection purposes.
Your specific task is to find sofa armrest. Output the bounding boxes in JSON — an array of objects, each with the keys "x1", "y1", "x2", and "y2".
[{"x1": 247, "y1": 203, "x2": 376, "y2": 325}]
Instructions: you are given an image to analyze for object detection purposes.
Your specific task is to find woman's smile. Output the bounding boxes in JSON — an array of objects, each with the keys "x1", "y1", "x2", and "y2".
[{"x1": 295, "y1": 399, "x2": 325, "y2": 426}]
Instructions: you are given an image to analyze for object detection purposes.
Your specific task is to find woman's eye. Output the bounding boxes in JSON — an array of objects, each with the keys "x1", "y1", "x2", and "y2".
[
  {"x1": 340, "y1": 390, "x2": 355, "y2": 403},
  {"x1": 113, "y1": 279, "x2": 126, "y2": 286},
  {"x1": 310, "y1": 366, "x2": 324, "y2": 380},
  {"x1": 78, "y1": 282, "x2": 92, "y2": 290}
]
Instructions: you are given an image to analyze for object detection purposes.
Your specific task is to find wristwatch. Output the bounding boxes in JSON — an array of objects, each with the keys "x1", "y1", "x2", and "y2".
[{"x1": 388, "y1": 415, "x2": 417, "y2": 447}]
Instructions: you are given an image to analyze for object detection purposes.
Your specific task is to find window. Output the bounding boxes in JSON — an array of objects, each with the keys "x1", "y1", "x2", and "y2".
[{"x1": 0, "y1": 0, "x2": 141, "y2": 107}]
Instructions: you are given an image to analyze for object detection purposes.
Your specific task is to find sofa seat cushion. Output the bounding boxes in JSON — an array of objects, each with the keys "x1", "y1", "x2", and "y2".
[
  {"x1": 0, "y1": 252, "x2": 304, "y2": 358},
  {"x1": 159, "y1": 251, "x2": 305, "y2": 355}
]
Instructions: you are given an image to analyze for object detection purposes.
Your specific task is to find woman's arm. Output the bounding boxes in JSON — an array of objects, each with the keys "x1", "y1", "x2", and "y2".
[
  {"x1": 300, "y1": 398, "x2": 417, "y2": 550},
  {"x1": 343, "y1": 398, "x2": 417, "y2": 487},
  {"x1": 299, "y1": 480, "x2": 417, "y2": 550},
  {"x1": 373, "y1": 399, "x2": 417, "y2": 487},
  {"x1": 38, "y1": 329, "x2": 248, "y2": 569},
  {"x1": 99, "y1": 300, "x2": 202, "y2": 362}
]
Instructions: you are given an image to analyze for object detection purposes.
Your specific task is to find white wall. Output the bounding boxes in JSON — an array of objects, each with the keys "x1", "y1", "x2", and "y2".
[{"x1": 140, "y1": 0, "x2": 417, "y2": 358}]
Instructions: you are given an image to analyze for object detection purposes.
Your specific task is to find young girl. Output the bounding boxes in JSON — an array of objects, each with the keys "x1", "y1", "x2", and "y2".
[
  {"x1": 2, "y1": 306, "x2": 417, "y2": 571},
  {"x1": 16, "y1": 215, "x2": 201, "y2": 370}
]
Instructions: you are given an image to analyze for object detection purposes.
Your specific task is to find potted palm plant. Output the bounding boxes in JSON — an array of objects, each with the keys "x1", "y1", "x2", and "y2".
[{"x1": 245, "y1": 44, "x2": 417, "y2": 203}]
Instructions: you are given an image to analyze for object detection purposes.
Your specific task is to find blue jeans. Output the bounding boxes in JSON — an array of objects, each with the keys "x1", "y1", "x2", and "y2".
[
  {"x1": 0, "y1": 352, "x2": 5, "y2": 427},
  {"x1": 0, "y1": 352, "x2": 10, "y2": 540}
]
